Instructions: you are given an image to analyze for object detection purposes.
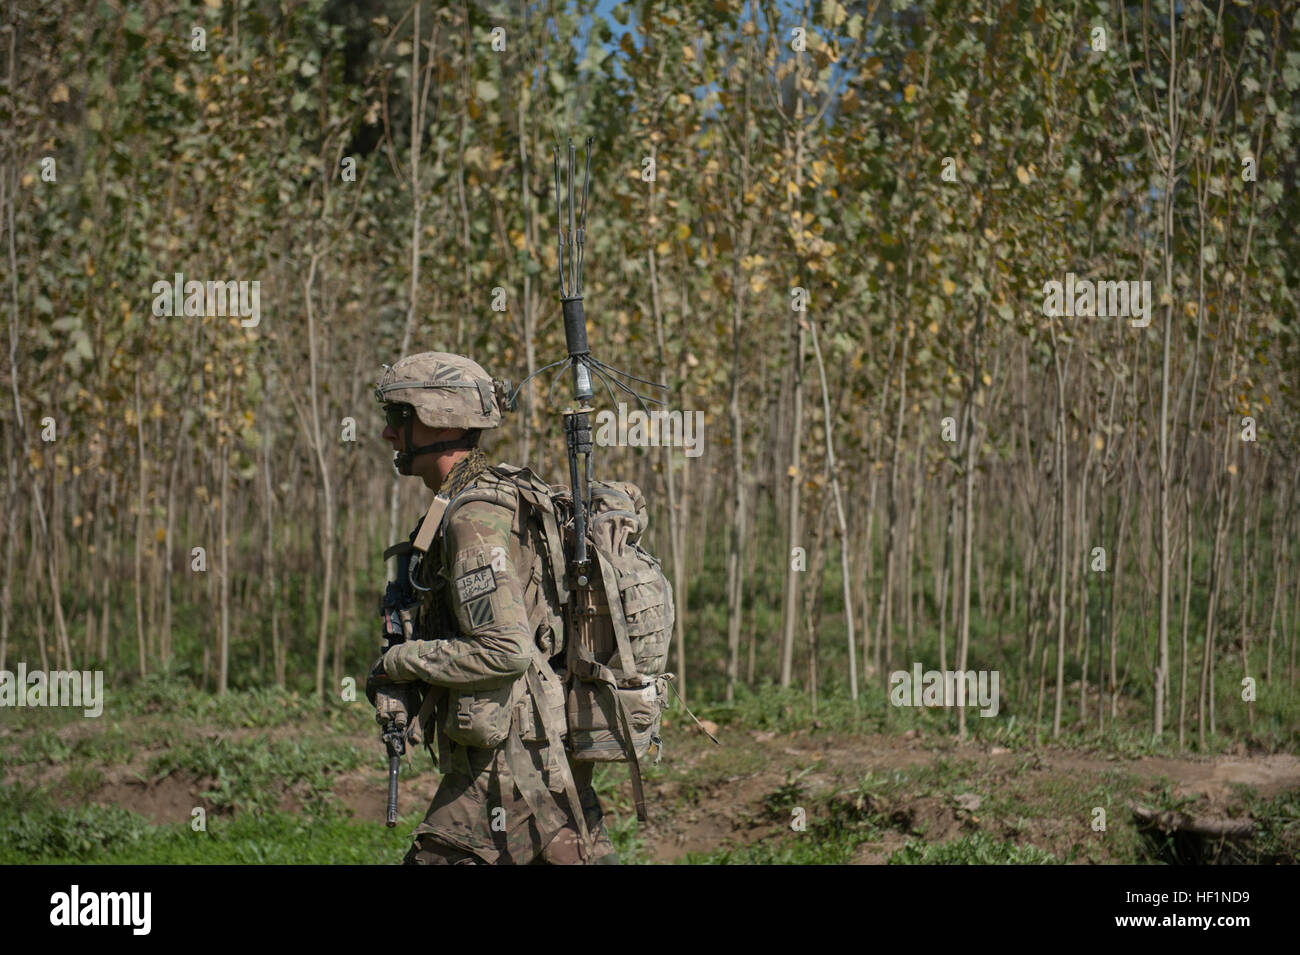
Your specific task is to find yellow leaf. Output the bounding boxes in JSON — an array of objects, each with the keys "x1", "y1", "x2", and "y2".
[
  {"x1": 656, "y1": 240, "x2": 671, "y2": 256},
  {"x1": 1015, "y1": 166, "x2": 1031, "y2": 185},
  {"x1": 1094, "y1": 435, "x2": 1104, "y2": 451},
  {"x1": 1227, "y1": 463, "x2": 1238, "y2": 475},
  {"x1": 675, "y1": 223, "x2": 691, "y2": 241},
  {"x1": 942, "y1": 278, "x2": 956, "y2": 296},
  {"x1": 51, "y1": 83, "x2": 70, "y2": 103},
  {"x1": 904, "y1": 84, "x2": 917, "y2": 103},
  {"x1": 787, "y1": 465, "x2": 799, "y2": 478},
  {"x1": 981, "y1": 373, "x2": 991, "y2": 387},
  {"x1": 156, "y1": 527, "x2": 168, "y2": 543}
]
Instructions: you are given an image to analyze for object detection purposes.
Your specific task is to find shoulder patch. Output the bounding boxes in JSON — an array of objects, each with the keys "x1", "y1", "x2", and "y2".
[
  {"x1": 465, "y1": 594, "x2": 496, "y2": 628},
  {"x1": 455, "y1": 565, "x2": 498, "y2": 603}
]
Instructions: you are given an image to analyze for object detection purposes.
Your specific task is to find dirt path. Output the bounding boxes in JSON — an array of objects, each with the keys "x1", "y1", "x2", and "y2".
[{"x1": 626, "y1": 728, "x2": 1300, "y2": 863}]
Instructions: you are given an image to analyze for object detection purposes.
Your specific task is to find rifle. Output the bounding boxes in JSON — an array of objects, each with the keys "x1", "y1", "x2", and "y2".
[{"x1": 376, "y1": 542, "x2": 420, "y2": 828}]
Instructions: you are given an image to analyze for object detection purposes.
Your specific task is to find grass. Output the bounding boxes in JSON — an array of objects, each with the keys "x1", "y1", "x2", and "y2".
[
  {"x1": 888, "y1": 832, "x2": 1061, "y2": 864},
  {"x1": 146, "y1": 735, "x2": 369, "y2": 815},
  {"x1": 0, "y1": 785, "x2": 419, "y2": 864},
  {"x1": 2, "y1": 667, "x2": 1294, "y2": 865}
]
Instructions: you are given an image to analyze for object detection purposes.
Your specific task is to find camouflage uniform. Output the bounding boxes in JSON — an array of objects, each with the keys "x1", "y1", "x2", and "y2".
[{"x1": 374, "y1": 353, "x2": 617, "y2": 865}]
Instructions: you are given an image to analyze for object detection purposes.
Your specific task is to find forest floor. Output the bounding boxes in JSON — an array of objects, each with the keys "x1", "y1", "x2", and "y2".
[{"x1": 2, "y1": 685, "x2": 1298, "y2": 864}]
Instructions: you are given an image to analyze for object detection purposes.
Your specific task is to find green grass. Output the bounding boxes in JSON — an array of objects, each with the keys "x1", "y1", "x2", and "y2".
[
  {"x1": 888, "y1": 832, "x2": 1061, "y2": 864},
  {"x1": 0, "y1": 786, "x2": 419, "y2": 864},
  {"x1": 146, "y1": 735, "x2": 369, "y2": 815},
  {"x1": 0, "y1": 785, "x2": 155, "y2": 860}
]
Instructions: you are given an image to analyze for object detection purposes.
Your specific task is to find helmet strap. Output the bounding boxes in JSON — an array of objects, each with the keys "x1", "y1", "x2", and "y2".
[{"x1": 394, "y1": 418, "x2": 478, "y2": 473}]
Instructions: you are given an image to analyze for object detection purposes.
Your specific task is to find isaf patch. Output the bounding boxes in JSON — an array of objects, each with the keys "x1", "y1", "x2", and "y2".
[
  {"x1": 465, "y1": 595, "x2": 495, "y2": 629},
  {"x1": 455, "y1": 565, "x2": 498, "y2": 604}
]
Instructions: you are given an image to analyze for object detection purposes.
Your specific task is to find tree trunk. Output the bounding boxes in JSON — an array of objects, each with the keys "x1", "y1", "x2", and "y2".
[{"x1": 809, "y1": 317, "x2": 856, "y2": 701}]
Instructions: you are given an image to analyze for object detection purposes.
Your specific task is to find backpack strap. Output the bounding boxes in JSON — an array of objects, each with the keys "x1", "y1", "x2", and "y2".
[
  {"x1": 568, "y1": 655, "x2": 650, "y2": 824},
  {"x1": 502, "y1": 707, "x2": 571, "y2": 852},
  {"x1": 523, "y1": 656, "x2": 594, "y2": 860},
  {"x1": 593, "y1": 547, "x2": 640, "y2": 685}
]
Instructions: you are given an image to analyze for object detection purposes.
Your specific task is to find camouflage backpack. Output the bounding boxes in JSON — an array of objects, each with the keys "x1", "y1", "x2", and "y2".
[{"x1": 464, "y1": 464, "x2": 675, "y2": 822}]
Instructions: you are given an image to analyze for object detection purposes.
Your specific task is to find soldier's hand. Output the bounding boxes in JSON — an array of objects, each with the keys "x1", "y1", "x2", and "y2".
[
  {"x1": 372, "y1": 686, "x2": 409, "y2": 726},
  {"x1": 365, "y1": 655, "x2": 399, "y2": 706}
]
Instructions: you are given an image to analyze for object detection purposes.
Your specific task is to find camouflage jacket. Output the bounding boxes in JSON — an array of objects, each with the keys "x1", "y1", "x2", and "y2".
[
  {"x1": 379, "y1": 456, "x2": 602, "y2": 862},
  {"x1": 382, "y1": 459, "x2": 567, "y2": 765}
]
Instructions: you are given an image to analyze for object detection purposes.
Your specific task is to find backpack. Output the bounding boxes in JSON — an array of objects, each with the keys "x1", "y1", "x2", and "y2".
[{"x1": 453, "y1": 464, "x2": 675, "y2": 822}]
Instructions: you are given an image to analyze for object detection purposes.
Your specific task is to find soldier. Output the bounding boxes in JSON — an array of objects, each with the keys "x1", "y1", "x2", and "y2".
[{"x1": 365, "y1": 352, "x2": 618, "y2": 865}]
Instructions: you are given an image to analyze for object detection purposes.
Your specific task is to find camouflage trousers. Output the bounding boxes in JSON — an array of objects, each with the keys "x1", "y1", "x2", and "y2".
[{"x1": 402, "y1": 738, "x2": 618, "y2": 865}]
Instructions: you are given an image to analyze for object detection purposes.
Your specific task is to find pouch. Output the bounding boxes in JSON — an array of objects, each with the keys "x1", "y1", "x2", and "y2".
[{"x1": 443, "y1": 679, "x2": 522, "y2": 749}]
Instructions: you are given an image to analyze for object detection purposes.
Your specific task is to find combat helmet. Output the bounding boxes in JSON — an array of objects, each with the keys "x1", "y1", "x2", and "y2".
[{"x1": 374, "y1": 352, "x2": 508, "y2": 473}]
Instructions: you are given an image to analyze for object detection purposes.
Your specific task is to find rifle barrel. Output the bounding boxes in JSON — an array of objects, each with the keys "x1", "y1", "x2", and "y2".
[{"x1": 386, "y1": 753, "x2": 400, "y2": 827}]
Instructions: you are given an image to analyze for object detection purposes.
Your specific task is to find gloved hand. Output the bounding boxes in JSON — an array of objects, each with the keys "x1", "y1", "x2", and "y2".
[
  {"x1": 367, "y1": 657, "x2": 423, "y2": 739},
  {"x1": 365, "y1": 656, "x2": 394, "y2": 707}
]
